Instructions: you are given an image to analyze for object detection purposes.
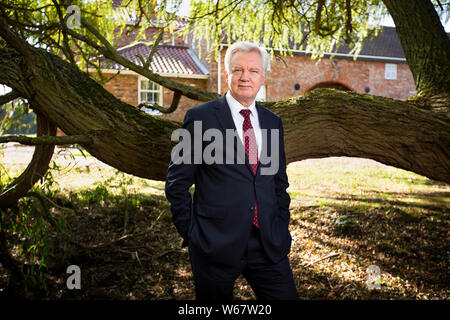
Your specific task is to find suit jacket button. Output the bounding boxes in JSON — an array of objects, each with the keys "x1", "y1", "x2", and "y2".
[{"x1": 250, "y1": 207, "x2": 254, "y2": 212}]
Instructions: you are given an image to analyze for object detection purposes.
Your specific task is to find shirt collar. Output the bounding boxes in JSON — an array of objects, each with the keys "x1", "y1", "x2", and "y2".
[{"x1": 225, "y1": 92, "x2": 257, "y2": 118}]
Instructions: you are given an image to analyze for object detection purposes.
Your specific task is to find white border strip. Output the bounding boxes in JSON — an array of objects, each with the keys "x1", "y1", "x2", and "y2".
[{"x1": 99, "y1": 68, "x2": 209, "y2": 79}]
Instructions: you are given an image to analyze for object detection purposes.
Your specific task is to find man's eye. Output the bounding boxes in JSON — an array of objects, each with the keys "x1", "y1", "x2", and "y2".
[{"x1": 233, "y1": 69, "x2": 242, "y2": 73}]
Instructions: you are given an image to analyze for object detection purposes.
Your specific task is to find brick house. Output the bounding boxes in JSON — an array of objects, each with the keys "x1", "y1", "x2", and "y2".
[{"x1": 102, "y1": 21, "x2": 417, "y2": 122}]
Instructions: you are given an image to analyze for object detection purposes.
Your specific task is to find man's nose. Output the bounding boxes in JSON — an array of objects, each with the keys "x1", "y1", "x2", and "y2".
[{"x1": 239, "y1": 70, "x2": 250, "y2": 81}]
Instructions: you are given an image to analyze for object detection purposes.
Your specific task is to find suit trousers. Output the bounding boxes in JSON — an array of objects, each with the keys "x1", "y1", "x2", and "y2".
[{"x1": 188, "y1": 226, "x2": 299, "y2": 300}]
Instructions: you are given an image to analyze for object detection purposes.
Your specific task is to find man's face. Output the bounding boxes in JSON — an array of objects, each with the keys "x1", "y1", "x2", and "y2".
[{"x1": 227, "y1": 50, "x2": 266, "y2": 107}]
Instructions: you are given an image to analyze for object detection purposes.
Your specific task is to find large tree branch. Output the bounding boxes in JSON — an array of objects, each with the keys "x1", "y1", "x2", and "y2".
[
  {"x1": 0, "y1": 45, "x2": 448, "y2": 184},
  {"x1": 0, "y1": 44, "x2": 180, "y2": 181},
  {"x1": 0, "y1": 19, "x2": 34, "y2": 62},
  {"x1": 271, "y1": 89, "x2": 450, "y2": 183},
  {"x1": 0, "y1": 134, "x2": 92, "y2": 145},
  {"x1": 0, "y1": 111, "x2": 57, "y2": 209},
  {"x1": 65, "y1": 17, "x2": 218, "y2": 102},
  {"x1": 0, "y1": 89, "x2": 21, "y2": 105}
]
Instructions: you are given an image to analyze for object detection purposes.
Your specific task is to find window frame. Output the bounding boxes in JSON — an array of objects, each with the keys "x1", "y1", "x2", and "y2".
[
  {"x1": 138, "y1": 76, "x2": 163, "y2": 106},
  {"x1": 384, "y1": 63, "x2": 398, "y2": 80}
]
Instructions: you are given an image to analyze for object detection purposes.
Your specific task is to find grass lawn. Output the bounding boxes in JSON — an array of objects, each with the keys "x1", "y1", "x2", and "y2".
[{"x1": 0, "y1": 151, "x2": 448, "y2": 299}]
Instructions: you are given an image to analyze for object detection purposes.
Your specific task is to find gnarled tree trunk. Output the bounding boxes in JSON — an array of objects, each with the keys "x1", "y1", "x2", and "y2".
[
  {"x1": 383, "y1": 0, "x2": 450, "y2": 96},
  {"x1": 0, "y1": 111, "x2": 56, "y2": 208}
]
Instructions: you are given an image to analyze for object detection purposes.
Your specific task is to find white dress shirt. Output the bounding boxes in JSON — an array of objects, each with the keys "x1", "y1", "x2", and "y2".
[{"x1": 225, "y1": 92, "x2": 262, "y2": 157}]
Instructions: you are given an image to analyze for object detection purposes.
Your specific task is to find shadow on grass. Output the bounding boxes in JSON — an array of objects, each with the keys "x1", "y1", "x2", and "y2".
[
  {"x1": 290, "y1": 191, "x2": 449, "y2": 299},
  {"x1": 1, "y1": 180, "x2": 448, "y2": 300}
]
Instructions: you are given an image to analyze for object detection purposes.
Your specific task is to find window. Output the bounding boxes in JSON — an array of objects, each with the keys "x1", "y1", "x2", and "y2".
[
  {"x1": 139, "y1": 77, "x2": 162, "y2": 115},
  {"x1": 384, "y1": 63, "x2": 397, "y2": 80}
]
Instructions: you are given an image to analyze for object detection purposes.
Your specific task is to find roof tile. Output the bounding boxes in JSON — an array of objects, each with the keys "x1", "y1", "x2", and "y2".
[{"x1": 105, "y1": 44, "x2": 208, "y2": 75}]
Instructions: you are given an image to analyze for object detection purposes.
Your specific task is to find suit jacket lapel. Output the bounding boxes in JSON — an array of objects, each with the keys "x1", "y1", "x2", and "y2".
[
  {"x1": 214, "y1": 95, "x2": 253, "y2": 175},
  {"x1": 214, "y1": 95, "x2": 236, "y2": 133}
]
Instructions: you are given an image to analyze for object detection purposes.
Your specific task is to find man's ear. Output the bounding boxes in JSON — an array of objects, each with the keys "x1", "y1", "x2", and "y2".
[
  {"x1": 226, "y1": 72, "x2": 232, "y2": 85},
  {"x1": 261, "y1": 72, "x2": 266, "y2": 85}
]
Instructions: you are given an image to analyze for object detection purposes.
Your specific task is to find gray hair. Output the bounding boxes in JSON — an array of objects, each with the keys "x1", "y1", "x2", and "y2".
[{"x1": 224, "y1": 41, "x2": 270, "y2": 75}]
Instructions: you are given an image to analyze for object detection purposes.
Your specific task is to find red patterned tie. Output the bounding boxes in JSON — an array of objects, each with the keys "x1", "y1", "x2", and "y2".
[{"x1": 239, "y1": 109, "x2": 259, "y2": 228}]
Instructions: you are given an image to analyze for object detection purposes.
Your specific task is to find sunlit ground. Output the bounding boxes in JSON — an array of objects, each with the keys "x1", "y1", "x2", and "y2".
[
  {"x1": 1, "y1": 145, "x2": 449, "y2": 299},
  {"x1": 284, "y1": 158, "x2": 449, "y2": 299}
]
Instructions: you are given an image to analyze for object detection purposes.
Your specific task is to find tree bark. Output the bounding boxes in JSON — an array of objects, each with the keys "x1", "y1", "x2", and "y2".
[
  {"x1": 0, "y1": 111, "x2": 56, "y2": 208},
  {"x1": 271, "y1": 89, "x2": 449, "y2": 183},
  {"x1": 0, "y1": 133, "x2": 92, "y2": 145},
  {"x1": 1, "y1": 45, "x2": 448, "y2": 186},
  {"x1": 382, "y1": 0, "x2": 450, "y2": 96},
  {"x1": 0, "y1": 45, "x2": 179, "y2": 182}
]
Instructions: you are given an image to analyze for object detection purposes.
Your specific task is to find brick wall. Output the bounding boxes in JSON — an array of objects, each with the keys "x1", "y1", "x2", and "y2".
[
  {"x1": 97, "y1": 43, "x2": 415, "y2": 131},
  {"x1": 103, "y1": 73, "x2": 139, "y2": 106},
  {"x1": 101, "y1": 72, "x2": 207, "y2": 122},
  {"x1": 211, "y1": 48, "x2": 416, "y2": 102}
]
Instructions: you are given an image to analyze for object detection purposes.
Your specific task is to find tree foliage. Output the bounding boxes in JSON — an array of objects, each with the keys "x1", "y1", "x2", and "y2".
[
  {"x1": 186, "y1": 0, "x2": 388, "y2": 58},
  {"x1": 1, "y1": 0, "x2": 448, "y2": 88}
]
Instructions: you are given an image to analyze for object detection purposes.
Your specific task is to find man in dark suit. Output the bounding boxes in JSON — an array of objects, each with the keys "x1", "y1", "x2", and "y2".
[{"x1": 165, "y1": 41, "x2": 299, "y2": 300}]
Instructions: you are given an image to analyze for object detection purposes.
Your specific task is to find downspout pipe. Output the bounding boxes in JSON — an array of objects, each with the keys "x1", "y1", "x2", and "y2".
[{"x1": 218, "y1": 44, "x2": 223, "y2": 94}]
